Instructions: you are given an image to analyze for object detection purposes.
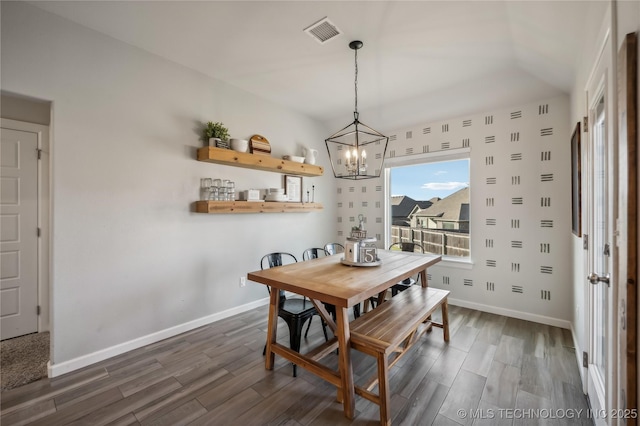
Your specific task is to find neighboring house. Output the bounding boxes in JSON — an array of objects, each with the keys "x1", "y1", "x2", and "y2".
[
  {"x1": 410, "y1": 187, "x2": 469, "y2": 231},
  {"x1": 391, "y1": 195, "x2": 433, "y2": 226}
]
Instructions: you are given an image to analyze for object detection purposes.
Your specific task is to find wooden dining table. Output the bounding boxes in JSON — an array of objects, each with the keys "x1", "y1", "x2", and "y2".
[{"x1": 247, "y1": 249, "x2": 442, "y2": 420}]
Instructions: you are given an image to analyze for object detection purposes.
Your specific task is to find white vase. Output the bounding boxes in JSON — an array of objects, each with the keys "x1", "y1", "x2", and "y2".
[
  {"x1": 303, "y1": 147, "x2": 318, "y2": 165},
  {"x1": 208, "y1": 137, "x2": 221, "y2": 147}
]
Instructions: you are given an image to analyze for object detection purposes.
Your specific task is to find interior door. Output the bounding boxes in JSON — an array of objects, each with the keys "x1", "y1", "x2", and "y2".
[
  {"x1": 0, "y1": 127, "x2": 39, "y2": 340},
  {"x1": 585, "y1": 27, "x2": 617, "y2": 424},
  {"x1": 586, "y1": 92, "x2": 611, "y2": 423}
]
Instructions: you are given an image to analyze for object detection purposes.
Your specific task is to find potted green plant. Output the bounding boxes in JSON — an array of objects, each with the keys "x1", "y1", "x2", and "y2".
[{"x1": 203, "y1": 121, "x2": 230, "y2": 147}]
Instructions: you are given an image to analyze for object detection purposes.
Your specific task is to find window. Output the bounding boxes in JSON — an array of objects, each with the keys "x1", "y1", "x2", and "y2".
[{"x1": 385, "y1": 150, "x2": 470, "y2": 260}]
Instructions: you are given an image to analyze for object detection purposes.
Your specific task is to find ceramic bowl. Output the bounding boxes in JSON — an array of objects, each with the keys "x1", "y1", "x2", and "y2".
[
  {"x1": 283, "y1": 155, "x2": 305, "y2": 163},
  {"x1": 230, "y1": 138, "x2": 249, "y2": 152}
]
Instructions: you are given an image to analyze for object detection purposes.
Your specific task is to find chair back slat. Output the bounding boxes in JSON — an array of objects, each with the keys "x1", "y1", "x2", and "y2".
[
  {"x1": 261, "y1": 252, "x2": 297, "y2": 269},
  {"x1": 260, "y1": 252, "x2": 298, "y2": 298},
  {"x1": 303, "y1": 248, "x2": 327, "y2": 261},
  {"x1": 323, "y1": 243, "x2": 344, "y2": 255}
]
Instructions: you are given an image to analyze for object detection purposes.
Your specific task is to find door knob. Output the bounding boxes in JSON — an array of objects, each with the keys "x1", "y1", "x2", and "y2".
[{"x1": 587, "y1": 272, "x2": 610, "y2": 286}]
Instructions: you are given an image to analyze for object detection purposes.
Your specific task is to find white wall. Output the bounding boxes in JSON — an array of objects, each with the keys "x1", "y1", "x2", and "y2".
[
  {"x1": 568, "y1": 0, "x2": 611, "y2": 388},
  {"x1": 1, "y1": 1, "x2": 336, "y2": 373},
  {"x1": 333, "y1": 95, "x2": 572, "y2": 326}
]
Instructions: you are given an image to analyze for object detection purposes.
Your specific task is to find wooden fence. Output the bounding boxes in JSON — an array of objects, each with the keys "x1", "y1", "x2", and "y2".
[{"x1": 391, "y1": 225, "x2": 470, "y2": 257}]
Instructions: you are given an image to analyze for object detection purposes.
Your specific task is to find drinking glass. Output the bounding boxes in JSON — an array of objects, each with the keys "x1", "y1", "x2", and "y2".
[
  {"x1": 221, "y1": 180, "x2": 230, "y2": 201},
  {"x1": 210, "y1": 186, "x2": 219, "y2": 201},
  {"x1": 212, "y1": 179, "x2": 222, "y2": 201},
  {"x1": 201, "y1": 178, "x2": 212, "y2": 201},
  {"x1": 227, "y1": 181, "x2": 235, "y2": 201}
]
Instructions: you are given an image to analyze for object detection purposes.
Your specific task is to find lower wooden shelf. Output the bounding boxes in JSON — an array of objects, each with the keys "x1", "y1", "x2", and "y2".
[{"x1": 195, "y1": 200, "x2": 323, "y2": 214}]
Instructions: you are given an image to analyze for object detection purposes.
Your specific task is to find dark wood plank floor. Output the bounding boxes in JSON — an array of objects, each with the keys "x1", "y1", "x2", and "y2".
[{"x1": 0, "y1": 304, "x2": 591, "y2": 425}]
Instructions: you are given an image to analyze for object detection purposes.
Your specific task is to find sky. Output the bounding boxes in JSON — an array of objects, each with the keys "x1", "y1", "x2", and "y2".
[{"x1": 391, "y1": 159, "x2": 469, "y2": 201}]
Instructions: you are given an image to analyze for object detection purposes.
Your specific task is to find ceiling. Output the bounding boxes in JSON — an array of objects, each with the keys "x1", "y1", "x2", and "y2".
[{"x1": 28, "y1": 1, "x2": 600, "y2": 131}]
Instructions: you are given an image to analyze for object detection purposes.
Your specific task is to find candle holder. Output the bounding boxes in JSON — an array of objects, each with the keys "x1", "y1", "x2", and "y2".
[{"x1": 325, "y1": 113, "x2": 388, "y2": 179}]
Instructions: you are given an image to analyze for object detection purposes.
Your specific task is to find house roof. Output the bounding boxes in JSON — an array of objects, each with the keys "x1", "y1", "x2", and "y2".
[
  {"x1": 392, "y1": 196, "x2": 432, "y2": 219},
  {"x1": 415, "y1": 187, "x2": 470, "y2": 221}
]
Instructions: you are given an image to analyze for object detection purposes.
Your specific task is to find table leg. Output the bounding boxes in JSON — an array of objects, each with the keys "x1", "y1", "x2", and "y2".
[
  {"x1": 265, "y1": 289, "x2": 280, "y2": 370},
  {"x1": 421, "y1": 268, "x2": 433, "y2": 332},
  {"x1": 442, "y1": 300, "x2": 450, "y2": 342},
  {"x1": 335, "y1": 307, "x2": 355, "y2": 419},
  {"x1": 310, "y1": 299, "x2": 337, "y2": 332}
]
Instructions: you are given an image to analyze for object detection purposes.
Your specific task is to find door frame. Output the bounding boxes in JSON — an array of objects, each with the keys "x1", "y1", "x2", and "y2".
[
  {"x1": 616, "y1": 31, "x2": 637, "y2": 419},
  {"x1": 1, "y1": 118, "x2": 50, "y2": 334}
]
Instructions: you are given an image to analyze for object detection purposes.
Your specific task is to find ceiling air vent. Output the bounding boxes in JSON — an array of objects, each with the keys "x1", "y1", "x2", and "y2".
[{"x1": 304, "y1": 17, "x2": 341, "y2": 44}]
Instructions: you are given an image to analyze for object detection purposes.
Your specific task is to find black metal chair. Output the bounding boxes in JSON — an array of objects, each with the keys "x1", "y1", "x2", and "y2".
[
  {"x1": 323, "y1": 242, "x2": 344, "y2": 255},
  {"x1": 302, "y1": 247, "x2": 328, "y2": 261},
  {"x1": 260, "y1": 252, "x2": 327, "y2": 377},
  {"x1": 388, "y1": 242, "x2": 424, "y2": 296}
]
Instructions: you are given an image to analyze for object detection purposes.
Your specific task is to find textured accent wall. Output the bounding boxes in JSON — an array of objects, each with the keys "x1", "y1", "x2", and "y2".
[{"x1": 334, "y1": 95, "x2": 571, "y2": 323}]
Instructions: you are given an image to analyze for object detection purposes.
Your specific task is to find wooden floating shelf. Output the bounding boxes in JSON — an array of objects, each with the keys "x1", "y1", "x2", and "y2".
[
  {"x1": 197, "y1": 147, "x2": 324, "y2": 177},
  {"x1": 195, "y1": 201, "x2": 323, "y2": 214}
]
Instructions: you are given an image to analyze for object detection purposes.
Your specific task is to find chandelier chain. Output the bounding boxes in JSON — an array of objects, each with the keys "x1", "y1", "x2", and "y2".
[{"x1": 354, "y1": 47, "x2": 358, "y2": 115}]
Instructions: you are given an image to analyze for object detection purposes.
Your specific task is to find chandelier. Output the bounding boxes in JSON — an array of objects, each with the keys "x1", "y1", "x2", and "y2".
[{"x1": 325, "y1": 40, "x2": 389, "y2": 179}]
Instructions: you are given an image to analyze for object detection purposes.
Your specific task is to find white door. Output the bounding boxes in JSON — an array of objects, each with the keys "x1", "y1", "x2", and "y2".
[
  {"x1": 584, "y1": 25, "x2": 617, "y2": 425},
  {"x1": 586, "y1": 91, "x2": 612, "y2": 423},
  {"x1": 0, "y1": 127, "x2": 39, "y2": 340}
]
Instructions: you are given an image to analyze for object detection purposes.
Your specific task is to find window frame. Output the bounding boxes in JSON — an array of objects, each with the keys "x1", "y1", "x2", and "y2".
[{"x1": 383, "y1": 147, "x2": 473, "y2": 268}]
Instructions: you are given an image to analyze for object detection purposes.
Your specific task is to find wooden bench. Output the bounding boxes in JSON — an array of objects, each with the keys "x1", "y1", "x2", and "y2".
[{"x1": 349, "y1": 285, "x2": 450, "y2": 425}]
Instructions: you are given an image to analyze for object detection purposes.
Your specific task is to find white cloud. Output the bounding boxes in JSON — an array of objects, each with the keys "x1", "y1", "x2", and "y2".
[
  {"x1": 433, "y1": 170, "x2": 448, "y2": 176},
  {"x1": 421, "y1": 182, "x2": 468, "y2": 191}
]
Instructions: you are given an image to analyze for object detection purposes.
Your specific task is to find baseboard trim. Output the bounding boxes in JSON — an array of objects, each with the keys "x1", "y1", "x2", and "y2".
[
  {"x1": 49, "y1": 296, "x2": 576, "y2": 378},
  {"x1": 569, "y1": 322, "x2": 587, "y2": 393},
  {"x1": 48, "y1": 297, "x2": 270, "y2": 378},
  {"x1": 448, "y1": 297, "x2": 572, "y2": 329}
]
